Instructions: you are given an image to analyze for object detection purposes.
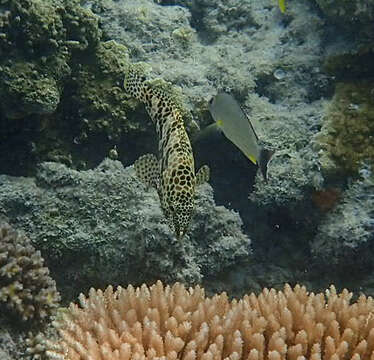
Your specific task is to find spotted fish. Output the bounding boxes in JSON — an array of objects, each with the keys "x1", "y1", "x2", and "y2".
[{"x1": 124, "y1": 65, "x2": 209, "y2": 239}]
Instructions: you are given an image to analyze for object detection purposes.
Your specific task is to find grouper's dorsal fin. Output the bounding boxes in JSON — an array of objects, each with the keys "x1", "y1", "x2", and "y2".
[
  {"x1": 196, "y1": 165, "x2": 210, "y2": 186},
  {"x1": 134, "y1": 153, "x2": 159, "y2": 189}
]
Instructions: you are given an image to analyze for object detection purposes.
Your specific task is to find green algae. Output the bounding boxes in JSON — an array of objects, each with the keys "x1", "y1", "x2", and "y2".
[
  {"x1": 71, "y1": 41, "x2": 134, "y2": 141},
  {"x1": 0, "y1": 62, "x2": 61, "y2": 119},
  {"x1": 0, "y1": 0, "x2": 148, "y2": 175},
  {"x1": 315, "y1": 81, "x2": 374, "y2": 175},
  {"x1": 0, "y1": 0, "x2": 66, "y2": 56}
]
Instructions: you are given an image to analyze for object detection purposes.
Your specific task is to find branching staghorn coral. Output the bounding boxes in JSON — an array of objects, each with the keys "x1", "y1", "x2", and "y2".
[
  {"x1": 0, "y1": 223, "x2": 60, "y2": 321},
  {"x1": 44, "y1": 280, "x2": 374, "y2": 360}
]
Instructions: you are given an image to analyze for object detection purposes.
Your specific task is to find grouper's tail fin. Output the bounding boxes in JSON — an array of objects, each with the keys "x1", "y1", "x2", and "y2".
[{"x1": 258, "y1": 148, "x2": 275, "y2": 182}]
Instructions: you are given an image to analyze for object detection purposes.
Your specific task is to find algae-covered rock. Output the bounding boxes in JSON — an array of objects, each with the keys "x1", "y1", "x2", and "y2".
[
  {"x1": 0, "y1": 325, "x2": 22, "y2": 360},
  {"x1": 0, "y1": 0, "x2": 70, "y2": 119},
  {"x1": 63, "y1": 0, "x2": 101, "y2": 51},
  {"x1": 69, "y1": 41, "x2": 137, "y2": 141},
  {"x1": 0, "y1": 63, "x2": 61, "y2": 119},
  {"x1": 0, "y1": 159, "x2": 251, "y2": 299},
  {"x1": 0, "y1": 0, "x2": 199, "y2": 176},
  {"x1": 0, "y1": 0, "x2": 104, "y2": 175},
  {"x1": 311, "y1": 165, "x2": 374, "y2": 267},
  {"x1": 314, "y1": 81, "x2": 374, "y2": 175},
  {"x1": 315, "y1": 0, "x2": 374, "y2": 35},
  {"x1": 323, "y1": 43, "x2": 374, "y2": 80},
  {"x1": 0, "y1": 0, "x2": 101, "y2": 119},
  {"x1": 0, "y1": 0, "x2": 65, "y2": 55},
  {"x1": 0, "y1": 0, "x2": 157, "y2": 177},
  {"x1": 89, "y1": 0, "x2": 193, "y2": 58},
  {"x1": 248, "y1": 94, "x2": 325, "y2": 207}
]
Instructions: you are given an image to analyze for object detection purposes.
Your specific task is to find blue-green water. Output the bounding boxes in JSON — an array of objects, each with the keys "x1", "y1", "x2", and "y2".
[{"x1": 0, "y1": 0, "x2": 374, "y2": 358}]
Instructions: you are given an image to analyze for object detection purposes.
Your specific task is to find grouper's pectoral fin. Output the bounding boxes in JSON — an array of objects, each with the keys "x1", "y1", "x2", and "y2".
[
  {"x1": 134, "y1": 153, "x2": 159, "y2": 189},
  {"x1": 196, "y1": 165, "x2": 210, "y2": 186}
]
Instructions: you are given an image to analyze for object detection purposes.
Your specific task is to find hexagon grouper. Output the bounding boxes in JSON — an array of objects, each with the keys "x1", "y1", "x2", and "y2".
[{"x1": 124, "y1": 66, "x2": 209, "y2": 239}]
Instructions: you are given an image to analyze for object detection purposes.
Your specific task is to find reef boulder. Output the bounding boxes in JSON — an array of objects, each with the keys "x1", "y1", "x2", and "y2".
[{"x1": 0, "y1": 159, "x2": 252, "y2": 298}]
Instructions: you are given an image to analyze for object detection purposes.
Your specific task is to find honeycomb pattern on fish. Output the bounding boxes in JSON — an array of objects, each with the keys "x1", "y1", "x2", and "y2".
[{"x1": 124, "y1": 65, "x2": 209, "y2": 238}]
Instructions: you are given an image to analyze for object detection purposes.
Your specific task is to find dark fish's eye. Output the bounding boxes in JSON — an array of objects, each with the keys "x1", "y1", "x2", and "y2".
[{"x1": 208, "y1": 97, "x2": 214, "y2": 105}]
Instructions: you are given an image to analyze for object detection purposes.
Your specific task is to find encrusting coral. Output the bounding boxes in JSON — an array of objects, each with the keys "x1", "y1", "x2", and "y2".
[
  {"x1": 314, "y1": 81, "x2": 374, "y2": 175},
  {"x1": 44, "y1": 280, "x2": 374, "y2": 360},
  {"x1": 0, "y1": 223, "x2": 60, "y2": 321},
  {"x1": 311, "y1": 165, "x2": 374, "y2": 266}
]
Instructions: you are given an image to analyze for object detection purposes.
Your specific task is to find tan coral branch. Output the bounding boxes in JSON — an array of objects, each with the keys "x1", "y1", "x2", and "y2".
[{"x1": 44, "y1": 281, "x2": 374, "y2": 360}]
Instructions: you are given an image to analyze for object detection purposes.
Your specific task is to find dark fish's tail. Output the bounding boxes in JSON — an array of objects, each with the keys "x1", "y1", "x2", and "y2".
[{"x1": 258, "y1": 148, "x2": 275, "y2": 182}]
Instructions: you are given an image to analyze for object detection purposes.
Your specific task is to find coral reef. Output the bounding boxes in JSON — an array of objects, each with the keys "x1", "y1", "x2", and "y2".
[
  {"x1": 68, "y1": 40, "x2": 145, "y2": 145},
  {"x1": 0, "y1": 0, "x2": 93, "y2": 174},
  {"x1": 25, "y1": 328, "x2": 58, "y2": 360},
  {"x1": 311, "y1": 165, "x2": 374, "y2": 267},
  {"x1": 315, "y1": 0, "x2": 374, "y2": 36},
  {"x1": 0, "y1": 0, "x2": 69, "y2": 119},
  {"x1": 92, "y1": 0, "x2": 330, "y2": 105},
  {"x1": 0, "y1": 0, "x2": 100, "y2": 119},
  {"x1": 0, "y1": 223, "x2": 60, "y2": 321},
  {"x1": 89, "y1": 0, "x2": 194, "y2": 59},
  {"x1": 1, "y1": 0, "x2": 374, "y2": 358},
  {"x1": 0, "y1": 0, "x2": 151, "y2": 175},
  {"x1": 91, "y1": 0, "x2": 332, "y2": 248},
  {"x1": 1, "y1": 0, "x2": 334, "y2": 241},
  {"x1": 323, "y1": 42, "x2": 374, "y2": 81},
  {"x1": 44, "y1": 280, "x2": 374, "y2": 360},
  {"x1": 3, "y1": 0, "x2": 369, "y2": 308},
  {"x1": 316, "y1": 0, "x2": 374, "y2": 105},
  {"x1": 250, "y1": 145, "x2": 324, "y2": 208},
  {"x1": 0, "y1": 159, "x2": 251, "y2": 297},
  {"x1": 314, "y1": 81, "x2": 374, "y2": 175},
  {"x1": 0, "y1": 322, "x2": 23, "y2": 360}
]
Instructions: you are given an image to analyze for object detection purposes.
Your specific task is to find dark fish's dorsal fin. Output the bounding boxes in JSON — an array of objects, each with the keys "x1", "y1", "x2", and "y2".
[{"x1": 243, "y1": 109, "x2": 259, "y2": 142}]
